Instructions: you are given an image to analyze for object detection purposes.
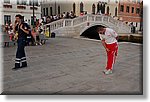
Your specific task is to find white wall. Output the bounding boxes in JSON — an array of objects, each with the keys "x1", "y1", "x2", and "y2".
[{"x1": 2, "y1": 0, "x2": 41, "y2": 25}]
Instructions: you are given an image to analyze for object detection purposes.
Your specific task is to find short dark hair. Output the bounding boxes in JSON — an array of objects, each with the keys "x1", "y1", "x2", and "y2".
[
  {"x1": 46, "y1": 16, "x2": 50, "y2": 19},
  {"x1": 97, "y1": 26, "x2": 105, "y2": 32},
  {"x1": 15, "y1": 14, "x2": 22, "y2": 19}
]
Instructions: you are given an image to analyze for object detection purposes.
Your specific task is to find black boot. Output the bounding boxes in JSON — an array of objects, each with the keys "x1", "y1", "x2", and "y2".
[
  {"x1": 12, "y1": 63, "x2": 21, "y2": 70},
  {"x1": 21, "y1": 62, "x2": 27, "y2": 68}
]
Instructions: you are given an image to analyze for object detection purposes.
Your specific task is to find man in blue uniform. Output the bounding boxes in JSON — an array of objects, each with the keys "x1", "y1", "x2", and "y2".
[{"x1": 12, "y1": 14, "x2": 30, "y2": 70}]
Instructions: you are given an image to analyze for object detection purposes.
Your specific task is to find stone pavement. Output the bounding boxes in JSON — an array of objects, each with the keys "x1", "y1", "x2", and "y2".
[{"x1": 2, "y1": 37, "x2": 142, "y2": 95}]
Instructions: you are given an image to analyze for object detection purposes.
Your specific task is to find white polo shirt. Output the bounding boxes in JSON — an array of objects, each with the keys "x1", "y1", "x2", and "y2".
[{"x1": 99, "y1": 28, "x2": 118, "y2": 44}]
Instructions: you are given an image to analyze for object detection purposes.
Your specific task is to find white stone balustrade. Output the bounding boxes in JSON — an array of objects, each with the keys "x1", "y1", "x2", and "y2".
[
  {"x1": 44, "y1": 14, "x2": 131, "y2": 37},
  {"x1": 65, "y1": 19, "x2": 72, "y2": 26}
]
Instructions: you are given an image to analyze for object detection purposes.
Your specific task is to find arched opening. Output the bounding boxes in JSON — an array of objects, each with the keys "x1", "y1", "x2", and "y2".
[
  {"x1": 107, "y1": 6, "x2": 110, "y2": 15},
  {"x1": 80, "y1": 2, "x2": 84, "y2": 13},
  {"x1": 80, "y1": 25, "x2": 105, "y2": 40},
  {"x1": 50, "y1": 7, "x2": 53, "y2": 16},
  {"x1": 58, "y1": 5, "x2": 60, "y2": 15},
  {"x1": 97, "y1": 3, "x2": 100, "y2": 13},
  {"x1": 115, "y1": 7, "x2": 118, "y2": 16},
  {"x1": 101, "y1": 4, "x2": 105, "y2": 14},
  {"x1": 73, "y1": 3, "x2": 76, "y2": 14},
  {"x1": 92, "y1": 4, "x2": 96, "y2": 14}
]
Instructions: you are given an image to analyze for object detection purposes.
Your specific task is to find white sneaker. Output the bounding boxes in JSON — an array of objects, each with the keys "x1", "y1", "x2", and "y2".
[
  {"x1": 104, "y1": 69, "x2": 113, "y2": 75},
  {"x1": 103, "y1": 69, "x2": 108, "y2": 73}
]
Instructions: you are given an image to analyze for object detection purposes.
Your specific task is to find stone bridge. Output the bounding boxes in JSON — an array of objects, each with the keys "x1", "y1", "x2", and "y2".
[{"x1": 44, "y1": 14, "x2": 131, "y2": 37}]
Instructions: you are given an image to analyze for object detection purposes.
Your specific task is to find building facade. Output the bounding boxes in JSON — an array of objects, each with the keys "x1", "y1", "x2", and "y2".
[
  {"x1": 118, "y1": 0, "x2": 143, "y2": 31},
  {"x1": 1, "y1": 0, "x2": 41, "y2": 25},
  {"x1": 40, "y1": 0, "x2": 119, "y2": 17},
  {"x1": 41, "y1": 0, "x2": 142, "y2": 32}
]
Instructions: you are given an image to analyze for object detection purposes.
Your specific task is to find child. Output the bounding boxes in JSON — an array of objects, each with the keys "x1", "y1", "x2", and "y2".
[
  {"x1": 31, "y1": 28, "x2": 42, "y2": 46},
  {"x1": 8, "y1": 27, "x2": 14, "y2": 41}
]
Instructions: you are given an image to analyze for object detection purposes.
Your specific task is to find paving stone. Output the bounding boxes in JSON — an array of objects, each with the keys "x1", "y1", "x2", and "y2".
[{"x1": 2, "y1": 37, "x2": 142, "y2": 95}]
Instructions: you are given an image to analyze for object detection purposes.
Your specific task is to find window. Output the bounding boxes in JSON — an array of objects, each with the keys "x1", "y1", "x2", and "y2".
[
  {"x1": 97, "y1": 3, "x2": 100, "y2": 13},
  {"x1": 92, "y1": 4, "x2": 95, "y2": 14},
  {"x1": 17, "y1": 0, "x2": 22, "y2": 5},
  {"x1": 4, "y1": 15, "x2": 11, "y2": 25},
  {"x1": 73, "y1": 3, "x2": 76, "y2": 13},
  {"x1": 107, "y1": 6, "x2": 109, "y2": 14},
  {"x1": 100, "y1": 4, "x2": 102, "y2": 12},
  {"x1": 29, "y1": 0, "x2": 32, "y2": 6},
  {"x1": 58, "y1": 6, "x2": 60, "y2": 15},
  {"x1": 132, "y1": 7, "x2": 134, "y2": 13},
  {"x1": 35, "y1": 0, "x2": 38, "y2": 6},
  {"x1": 101, "y1": 4, "x2": 105, "y2": 14},
  {"x1": 46, "y1": 8, "x2": 48, "y2": 16},
  {"x1": 29, "y1": 0, "x2": 38, "y2": 6},
  {"x1": 43, "y1": 8, "x2": 45, "y2": 16},
  {"x1": 4, "y1": 0, "x2": 10, "y2": 3},
  {"x1": 50, "y1": 7, "x2": 53, "y2": 16},
  {"x1": 115, "y1": 7, "x2": 117, "y2": 16},
  {"x1": 80, "y1": 2, "x2": 84, "y2": 13},
  {"x1": 126, "y1": 6, "x2": 129, "y2": 13},
  {"x1": 17, "y1": 0, "x2": 27, "y2": 5},
  {"x1": 17, "y1": 0, "x2": 19, "y2": 4},
  {"x1": 136, "y1": 8, "x2": 140, "y2": 14},
  {"x1": 22, "y1": 0, "x2": 27, "y2": 5},
  {"x1": 120, "y1": 5, "x2": 124, "y2": 12}
]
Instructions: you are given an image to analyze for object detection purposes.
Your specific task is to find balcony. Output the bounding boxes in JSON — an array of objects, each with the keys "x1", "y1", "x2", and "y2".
[
  {"x1": 17, "y1": 5, "x2": 26, "y2": 9},
  {"x1": 3, "y1": 4, "x2": 12, "y2": 8},
  {"x1": 30, "y1": 6, "x2": 38, "y2": 10}
]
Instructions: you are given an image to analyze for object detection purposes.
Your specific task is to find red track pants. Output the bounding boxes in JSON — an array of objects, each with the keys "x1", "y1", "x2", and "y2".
[{"x1": 105, "y1": 42, "x2": 118, "y2": 70}]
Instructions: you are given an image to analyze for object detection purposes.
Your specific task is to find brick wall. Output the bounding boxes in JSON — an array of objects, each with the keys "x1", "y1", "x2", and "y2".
[{"x1": 118, "y1": 0, "x2": 142, "y2": 23}]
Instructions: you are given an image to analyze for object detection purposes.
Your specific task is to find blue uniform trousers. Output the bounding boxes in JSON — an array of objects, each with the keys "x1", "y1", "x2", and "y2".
[{"x1": 15, "y1": 38, "x2": 27, "y2": 68}]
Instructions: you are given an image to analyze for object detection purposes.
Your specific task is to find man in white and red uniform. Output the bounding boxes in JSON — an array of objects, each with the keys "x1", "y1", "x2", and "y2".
[{"x1": 97, "y1": 26, "x2": 118, "y2": 75}]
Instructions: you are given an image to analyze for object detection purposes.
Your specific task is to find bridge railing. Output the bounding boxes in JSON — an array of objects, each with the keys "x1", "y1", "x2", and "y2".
[
  {"x1": 45, "y1": 14, "x2": 131, "y2": 33},
  {"x1": 65, "y1": 19, "x2": 72, "y2": 26},
  {"x1": 95, "y1": 16, "x2": 102, "y2": 22},
  {"x1": 46, "y1": 19, "x2": 64, "y2": 31},
  {"x1": 73, "y1": 15, "x2": 88, "y2": 26}
]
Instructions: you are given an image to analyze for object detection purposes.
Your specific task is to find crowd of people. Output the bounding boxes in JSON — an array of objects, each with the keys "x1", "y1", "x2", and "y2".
[
  {"x1": 42, "y1": 11, "x2": 77, "y2": 24},
  {"x1": 4, "y1": 20, "x2": 45, "y2": 46},
  {"x1": 3, "y1": 11, "x2": 78, "y2": 46},
  {"x1": 3, "y1": 10, "x2": 128, "y2": 45}
]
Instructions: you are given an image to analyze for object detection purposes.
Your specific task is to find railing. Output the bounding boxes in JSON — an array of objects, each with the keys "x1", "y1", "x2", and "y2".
[
  {"x1": 73, "y1": 15, "x2": 87, "y2": 26},
  {"x1": 45, "y1": 14, "x2": 131, "y2": 33},
  {"x1": 46, "y1": 19, "x2": 64, "y2": 31},
  {"x1": 65, "y1": 19, "x2": 72, "y2": 26}
]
